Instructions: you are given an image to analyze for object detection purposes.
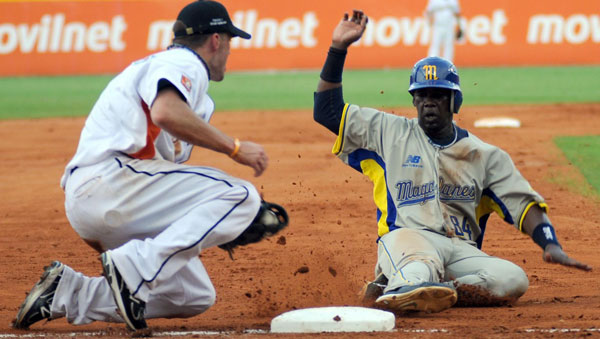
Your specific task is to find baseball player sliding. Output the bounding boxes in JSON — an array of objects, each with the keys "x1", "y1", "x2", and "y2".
[
  {"x1": 314, "y1": 10, "x2": 591, "y2": 313},
  {"x1": 13, "y1": 0, "x2": 287, "y2": 333}
]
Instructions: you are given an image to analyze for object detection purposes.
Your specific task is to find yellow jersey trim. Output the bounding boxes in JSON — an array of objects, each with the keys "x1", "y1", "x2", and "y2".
[
  {"x1": 331, "y1": 103, "x2": 350, "y2": 155},
  {"x1": 359, "y1": 159, "x2": 390, "y2": 236},
  {"x1": 475, "y1": 195, "x2": 505, "y2": 221},
  {"x1": 519, "y1": 202, "x2": 549, "y2": 232}
]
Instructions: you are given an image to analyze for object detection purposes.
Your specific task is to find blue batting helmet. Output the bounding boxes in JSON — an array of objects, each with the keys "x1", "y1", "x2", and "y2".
[{"x1": 408, "y1": 56, "x2": 463, "y2": 113}]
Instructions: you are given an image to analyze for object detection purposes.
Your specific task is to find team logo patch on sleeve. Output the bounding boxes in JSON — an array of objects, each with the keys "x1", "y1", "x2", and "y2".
[{"x1": 181, "y1": 75, "x2": 192, "y2": 92}]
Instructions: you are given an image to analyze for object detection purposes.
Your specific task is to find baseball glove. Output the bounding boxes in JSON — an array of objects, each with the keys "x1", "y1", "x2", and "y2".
[
  {"x1": 219, "y1": 200, "x2": 289, "y2": 259},
  {"x1": 456, "y1": 28, "x2": 464, "y2": 40}
]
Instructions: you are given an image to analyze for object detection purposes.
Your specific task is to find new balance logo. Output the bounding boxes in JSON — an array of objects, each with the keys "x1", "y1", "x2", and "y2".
[
  {"x1": 405, "y1": 155, "x2": 421, "y2": 164},
  {"x1": 403, "y1": 155, "x2": 423, "y2": 168},
  {"x1": 39, "y1": 305, "x2": 51, "y2": 318}
]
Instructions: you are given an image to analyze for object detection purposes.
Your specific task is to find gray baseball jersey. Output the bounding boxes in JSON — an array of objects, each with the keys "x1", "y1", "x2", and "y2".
[{"x1": 333, "y1": 104, "x2": 546, "y2": 248}]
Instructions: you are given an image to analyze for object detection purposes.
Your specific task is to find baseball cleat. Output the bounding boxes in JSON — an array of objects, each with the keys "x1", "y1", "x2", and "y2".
[
  {"x1": 100, "y1": 251, "x2": 147, "y2": 331},
  {"x1": 13, "y1": 261, "x2": 64, "y2": 329},
  {"x1": 375, "y1": 282, "x2": 457, "y2": 313}
]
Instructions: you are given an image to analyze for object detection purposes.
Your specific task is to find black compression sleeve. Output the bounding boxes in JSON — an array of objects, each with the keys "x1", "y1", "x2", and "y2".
[
  {"x1": 319, "y1": 47, "x2": 347, "y2": 83},
  {"x1": 313, "y1": 86, "x2": 345, "y2": 134}
]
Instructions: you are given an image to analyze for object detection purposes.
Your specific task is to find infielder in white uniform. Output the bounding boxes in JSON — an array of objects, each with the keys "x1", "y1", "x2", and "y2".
[
  {"x1": 314, "y1": 10, "x2": 591, "y2": 314},
  {"x1": 14, "y1": 0, "x2": 287, "y2": 333},
  {"x1": 426, "y1": 0, "x2": 462, "y2": 62}
]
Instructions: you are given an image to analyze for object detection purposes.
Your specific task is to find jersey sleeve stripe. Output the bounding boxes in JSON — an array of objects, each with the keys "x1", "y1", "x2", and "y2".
[
  {"x1": 331, "y1": 103, "x2": 350, "y2": 155},
  {"x1": 475, "y1": 215, "x2": 490, "y2": 249},
  {"x1": 348, "y1": 149, "x2": 397, "y2": 237},
  {"x1": 518, "y1": 201, "x2": 549, "y2": 232},
  {"x1": 476, "y1": 188, "x2": 515, "y2": 224}
]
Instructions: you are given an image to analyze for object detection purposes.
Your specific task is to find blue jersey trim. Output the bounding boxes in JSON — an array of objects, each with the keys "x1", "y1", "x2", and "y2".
[
  {"x1": 455, "y1": 125, "x2": 469, "y2": 142},
  {"x1": 347, "y1": 149, "x2": 398, "y2": 235},
  {"x1": 115, "y1": 157, "x2": 233, "y2": 188},
  {"x1": 475, "y1": 214, "x2": 490, "y2": 249},
  {"x1": 482, "y1": 188, "x2": 514, "y2": 224},
  {"x1": 168, "y1": 43, "x2": 211, "y2": 80}
]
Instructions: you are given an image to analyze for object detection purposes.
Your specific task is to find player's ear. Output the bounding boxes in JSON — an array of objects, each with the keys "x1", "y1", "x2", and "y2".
[
  {"x1": 412, "y1": 95, "x2": 416, "y2": 107},
  {"x1": 210, "y1": 33, "x2": 220, "y2": 51}
]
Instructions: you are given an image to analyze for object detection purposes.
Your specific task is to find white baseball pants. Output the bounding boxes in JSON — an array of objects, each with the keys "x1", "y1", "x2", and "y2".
[
  {"x1": 376, "y1": 228, "x2": 529, "y2": 301},
  {"x1": 52, "y1": 155, "x2": 260, "y2": 324}
]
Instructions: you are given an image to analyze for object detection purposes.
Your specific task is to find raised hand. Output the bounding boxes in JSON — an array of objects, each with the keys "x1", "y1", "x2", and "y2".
[{"x1": 331, "y1": 10, "x2": 368, "y2": 50}]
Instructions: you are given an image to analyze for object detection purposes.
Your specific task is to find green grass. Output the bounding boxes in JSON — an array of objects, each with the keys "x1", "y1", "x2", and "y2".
[
  {"x1": 0, "y1": 75, "x2": 113, "y2": 119},
  {"x1": 1, "y1": 65, "x2": 599, "y2": 119},
  {"x1": 1, "y1": 66, "x2": 598, "y2": 199},
  {"x1": 459, "y1": 66, "x2": 600, "y2": 105},
  {"x1": 209, "y1": 65, "x2": 600, "y2": 111},
  {"x1": 554, "y1": 136, "x2": 600, "y2": 196}
]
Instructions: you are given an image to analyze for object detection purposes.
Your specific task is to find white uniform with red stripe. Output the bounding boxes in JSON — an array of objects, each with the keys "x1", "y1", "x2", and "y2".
[
  {"x1": 60, "y1": 47, "x2": 209, "y2": 173},
  {"x1": 53, "y1": 47, "x2": 260, "y2": 324}
]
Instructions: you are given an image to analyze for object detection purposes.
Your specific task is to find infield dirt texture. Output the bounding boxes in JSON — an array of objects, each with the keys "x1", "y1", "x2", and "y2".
[{"x1": 1, "y1": 103, "x2": 599, "y2": 338}]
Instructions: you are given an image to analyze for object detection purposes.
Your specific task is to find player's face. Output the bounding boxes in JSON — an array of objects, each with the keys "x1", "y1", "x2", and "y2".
[
  {"x1": 413, "y1": 87, "x2": 454, "y2": 137},
  {"x1": 209, "y1": 33, "x2": 231, "y2": 82}
]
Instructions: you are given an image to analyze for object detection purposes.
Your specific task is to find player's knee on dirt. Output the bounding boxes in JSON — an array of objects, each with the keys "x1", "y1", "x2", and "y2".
[
  {"x1": 155, "y1": 298, "x2": 215, "y2": 319},
  {"x1": 487, "y1": 263, "x2": 529, "y2": 300},
  {"x1": 455, "y1": 263, "x2": 528, "y2": 306},
  {"x1": 504, "y1": 266, "x2": 529, "y2": 298},
  {"x1": 185, "y1": 291, "x2": 216, "y2": 317},
  {"x1": 148, "y1": 284, "x2": 216, "y2": 319}
]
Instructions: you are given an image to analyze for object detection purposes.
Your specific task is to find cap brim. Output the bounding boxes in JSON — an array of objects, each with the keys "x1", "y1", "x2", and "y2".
[{"x1": 230, "y1": 25, "x2": 251, "y2": 39}]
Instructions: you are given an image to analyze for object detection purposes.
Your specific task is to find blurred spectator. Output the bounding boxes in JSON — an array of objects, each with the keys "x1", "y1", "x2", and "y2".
[{"x1": 426, "y1": 0, "x2": 462, "y2": 62}]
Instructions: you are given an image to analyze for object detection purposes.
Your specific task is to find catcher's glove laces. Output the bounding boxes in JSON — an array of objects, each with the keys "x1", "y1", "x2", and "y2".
[{"x1": 219, "y1": 200, "x2": 289, "y2": 260}]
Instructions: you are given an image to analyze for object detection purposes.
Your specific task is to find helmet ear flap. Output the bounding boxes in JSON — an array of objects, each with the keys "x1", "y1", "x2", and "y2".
[{"x1": 453, "y1": 90, "x2": 463, "y2": 113}]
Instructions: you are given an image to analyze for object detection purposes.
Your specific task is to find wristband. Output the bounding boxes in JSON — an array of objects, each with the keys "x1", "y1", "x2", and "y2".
[
  {"x1": 531, "y1": 222, "x2": 561, "y2": 250},
  {"x1": 229, "y1": 138, "x2": 240, "y2": 158},
  {"x1": 320, "y1": 47, "x2": 347, "y2": 83}
]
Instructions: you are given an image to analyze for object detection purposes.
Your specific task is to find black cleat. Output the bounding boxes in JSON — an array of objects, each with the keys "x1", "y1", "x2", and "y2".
[
  {"x1": 100, "y1": 251, "x2": 147, "y2": 331},
  {"x1": 13, "y1": 261, "x2": 64, "y2": 329}
]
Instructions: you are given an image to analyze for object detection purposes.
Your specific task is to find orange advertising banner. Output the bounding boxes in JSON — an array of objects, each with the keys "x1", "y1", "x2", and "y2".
[{"x1": 0, "y1": 0, "x2": 599, "y2": 76}]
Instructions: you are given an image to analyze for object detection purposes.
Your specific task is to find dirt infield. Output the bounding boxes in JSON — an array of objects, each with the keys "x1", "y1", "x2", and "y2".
[{"x1": 1, "y1": 103, "x2": 599, "y2": 338}]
